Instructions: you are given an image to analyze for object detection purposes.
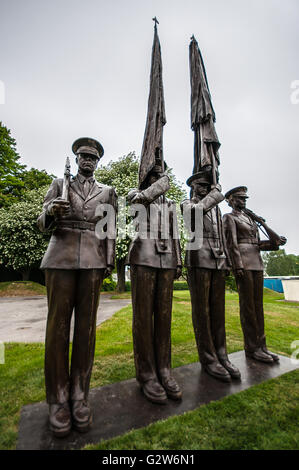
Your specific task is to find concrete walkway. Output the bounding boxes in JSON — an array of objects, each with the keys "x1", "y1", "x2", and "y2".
[{"x1": 0, "y1": 294, "x2": 131, "y2": 343}]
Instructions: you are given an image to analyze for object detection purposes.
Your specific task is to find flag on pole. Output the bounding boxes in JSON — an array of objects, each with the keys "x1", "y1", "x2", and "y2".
[
  {"x1": 139, "y1": 18, "x2": 166, "y2": 189},
  {"x1": 189, "y1": 36, "x2": 221, "y2": 179}
]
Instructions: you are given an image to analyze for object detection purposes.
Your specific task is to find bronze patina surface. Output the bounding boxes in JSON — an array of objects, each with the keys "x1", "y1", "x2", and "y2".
[
  {"x1": 223, "y1": 186, "x2": 287, "y2": 363},
  {"x1": 183, "y1": 37, "x2": 240, "y2": 383},
  {"x1": 127, "y1": 20, "x2": 182, "y2": 404},
  {"x1": 38, "y1": 137, "x2": 117, "y2": 437}
]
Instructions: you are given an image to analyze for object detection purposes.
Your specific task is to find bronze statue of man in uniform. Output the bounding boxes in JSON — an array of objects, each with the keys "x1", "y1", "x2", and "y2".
[
  {"x1": 223, "y1": 186, "x2": 286, "y2": 363},
  {"x1": 126, "y1": 19, "x2": 182, "y2": 404},
  {"x1": 38, "y1": 137, "x2": 117, "y2": 437},
  {"x1": 127, "y1": 157, "x2": 182, "y2": 404},
  {"x1": 181, "y1": 166, "x2": 240, "y2": 382}
]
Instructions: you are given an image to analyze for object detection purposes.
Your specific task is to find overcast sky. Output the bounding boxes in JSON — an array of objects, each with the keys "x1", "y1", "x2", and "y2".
[{"x1": 1, "y1": 0, "x2": 298, "y2": 253}]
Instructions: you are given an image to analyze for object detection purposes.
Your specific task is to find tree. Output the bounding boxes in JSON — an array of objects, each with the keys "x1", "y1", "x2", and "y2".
[
  {"x1": 95, "y1": 152, "x2": 187, "y2": 291},
  {"x1": 0, "y1": 122, "x2": 25, "y2": 207},
  {"x1": 0, "y1": 186, "x2": 51, "y2": 280},
  {"x1": 262, "y1": 249, "x2": 299, "y2": 276},
  {"x1": 19, "y1": 167, "x2": 56, "y2": 192},
  {"x1": 95, "y1": 153, "x2": 138, "y2": 291},
  {"x1": 0, "y1": 122, "x2": 55, "y2": 207}
]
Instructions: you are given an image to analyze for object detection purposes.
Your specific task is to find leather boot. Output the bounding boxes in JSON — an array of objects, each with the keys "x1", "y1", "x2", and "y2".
[
  {"x1": 140, "y1": 378, "x2": 167, "y2": 404},
  {"x1": 246, "y1": 348, "x2": 274, "y2": 363},
  {"x1": 71, "y1": 400, "x2": 92, "y2": 433},
  {"x1": 160, "y1": 375, "x2": 182, "y2": 400},
  {"x1": 49, "y1": 402, "x2": 71, "y2": 438},
  {"x1": 202, "y1": 362, "x2": 231, "y2": 382},
  {"x1": 262, "y1": 347, "x2": 279, "y2": 362},
  {"x1": 219, "y1": 358, "x2": 241, "y2": 380}
]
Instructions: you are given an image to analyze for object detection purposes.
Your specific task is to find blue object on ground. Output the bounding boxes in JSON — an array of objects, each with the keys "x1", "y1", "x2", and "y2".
[{"x1": 264, "y1": 278, "x2": 284, "y2": 293}]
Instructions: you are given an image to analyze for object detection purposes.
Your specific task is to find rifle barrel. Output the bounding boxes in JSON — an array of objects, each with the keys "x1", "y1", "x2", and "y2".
[{"x1": 62, "y1": 157, "x2": 71, "y2": 201}]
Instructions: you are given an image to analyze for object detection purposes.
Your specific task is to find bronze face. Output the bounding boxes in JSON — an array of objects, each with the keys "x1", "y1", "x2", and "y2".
[
  {"x1": 76, "y1": 153, "x2": 99, "y2": 177},
  {"x1": 191, "y1": 181, "x2": 211, "y2": 199},
  {"x1": 230, "y1": 195, "x2": 247, "y2": 211}
]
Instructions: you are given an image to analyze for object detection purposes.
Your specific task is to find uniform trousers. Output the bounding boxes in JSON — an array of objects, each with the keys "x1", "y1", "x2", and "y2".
[
  {"x1": 130, "y1": 265, "x2": 176, "y2": 384},
  {"x1": 235, "y1": 270, "x2": 266, "y2": 353},
  {"x1": 187, "y1": 267, "x2": 228, "y2": 365},
  {"x1": 44, "y1": 268, "x2": 104, "y2": 404}
]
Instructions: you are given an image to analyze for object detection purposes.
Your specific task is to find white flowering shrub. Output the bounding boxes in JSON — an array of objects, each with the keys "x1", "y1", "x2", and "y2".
[{"x1": 0, "y1": 186, "x2": 50, "y2": 276}]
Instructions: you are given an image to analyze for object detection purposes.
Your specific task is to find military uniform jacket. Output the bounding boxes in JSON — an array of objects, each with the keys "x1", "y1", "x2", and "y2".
[
  {"x1": 127, "y1": 176, "x2": 182, "y2": 269},
  {"x1": 222, "y1": 209, "x2": 278, "y2": 271},
  {"x1": 38, "y1": 175, "x2": 117, "y2": 270},
  {"x1": 181, "y1": 189, "x2": 230, "y2": 270}
]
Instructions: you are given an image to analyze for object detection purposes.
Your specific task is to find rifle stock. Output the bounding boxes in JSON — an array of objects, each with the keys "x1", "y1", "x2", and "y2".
[{"x1": 243, "y1": 208, "x2": 284, "y2": 246}]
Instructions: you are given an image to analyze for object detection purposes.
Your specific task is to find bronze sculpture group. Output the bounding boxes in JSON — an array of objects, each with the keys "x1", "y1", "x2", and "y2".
[{"x1": 38, "y1": 23, "x2": 286, "y2": 437}]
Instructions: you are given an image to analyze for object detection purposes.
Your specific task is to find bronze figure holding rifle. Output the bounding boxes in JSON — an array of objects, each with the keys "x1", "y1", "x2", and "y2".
[
  {"x1": 223, "y1": 186, "x2": 287, "y2": 363},
  {"x1": 38, "y1": 137, "x2": 117, "y2": 437}
]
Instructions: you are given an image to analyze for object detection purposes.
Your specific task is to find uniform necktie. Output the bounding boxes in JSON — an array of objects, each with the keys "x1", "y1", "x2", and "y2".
[{"x1": 82, "y1": 178, "x2": 94, "y2": 199}]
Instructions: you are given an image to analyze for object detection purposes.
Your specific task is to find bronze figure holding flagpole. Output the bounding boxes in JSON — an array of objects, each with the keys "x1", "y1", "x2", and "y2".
[
  {"x1": 181, "y1": 36, "x2": 240, "y2": 382},
  {"x1": 127, "y1": 19, "x2": 182, "y2": 404}
]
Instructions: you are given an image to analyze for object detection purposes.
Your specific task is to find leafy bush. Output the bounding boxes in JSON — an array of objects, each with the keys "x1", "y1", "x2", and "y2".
[
  {"x1": 0, "y1": 187, "x2": 50, "y2": 278},
  {"x1": 101, "y1": 277, "x2": 117, "y2": 291},
  {"x1": 225, "y1": 272, "x2": 237, "y2": 291},
  {"x1": 173, "y1": 281, "x2": 189, "y2": 290}
]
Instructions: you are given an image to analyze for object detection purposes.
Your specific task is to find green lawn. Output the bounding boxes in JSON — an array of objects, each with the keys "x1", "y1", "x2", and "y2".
[
  {"x1": 0, "y1": 281, "x2": 47, "y2": 297},
  {"x1": 0, "y1": 289, "x2": 298, "y2": 450}
]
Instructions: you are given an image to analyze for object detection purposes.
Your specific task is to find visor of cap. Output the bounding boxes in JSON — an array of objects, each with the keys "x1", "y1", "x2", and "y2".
[
  {"x1": 225, "y1": 186, "x2": 248, "y2": 199},
  {"x1": 76, "y1": 146, "x2": 99, "y2": 158}
]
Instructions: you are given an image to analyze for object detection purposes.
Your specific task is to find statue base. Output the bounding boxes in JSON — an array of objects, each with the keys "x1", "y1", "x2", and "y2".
[{"x1": 17, "y1": 351, "x2": 298, "y2": 450}]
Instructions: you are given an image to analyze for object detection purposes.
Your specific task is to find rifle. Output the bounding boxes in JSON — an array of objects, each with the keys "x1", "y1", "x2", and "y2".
[
  {"x1": 243, "y1": 208, "x2": 286, "y2": 247},
  {"x1": 61, "y1": 157, "x2": 71, "y2": 201},
  {"x1": 210, "y1": 146, "x2": 226, "y2": 259}
]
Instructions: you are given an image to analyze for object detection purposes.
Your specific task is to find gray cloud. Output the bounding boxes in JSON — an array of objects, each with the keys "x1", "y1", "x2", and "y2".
[{"x1": 1, "y1": 0, "x2": 298, "y2": 252}]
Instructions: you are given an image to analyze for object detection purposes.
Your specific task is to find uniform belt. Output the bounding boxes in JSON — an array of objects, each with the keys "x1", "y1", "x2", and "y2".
[
  {"x1": 238, "y1": 238, "x2": 258, "y2": 244},
  {"x1": 57, "y1": 220, "x2": 95, "y2": 231}
]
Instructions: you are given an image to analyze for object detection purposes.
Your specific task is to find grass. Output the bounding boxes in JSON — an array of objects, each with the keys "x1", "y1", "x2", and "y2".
[
  {"x1": 86, "y1": 371, "x2": 299, "y2": 450},
  {"x1": 0, "y1": 289, "x2": 298, "y2": 450},
  {"x1": 110, "y1": 292, "x2": 132, "y2": 300},
  {"x1": 0, "y1": 281, "x2": 127, "y2": 298},
  {"x1": 0, "y1": 281, "x2": 47, "y2": 297}
]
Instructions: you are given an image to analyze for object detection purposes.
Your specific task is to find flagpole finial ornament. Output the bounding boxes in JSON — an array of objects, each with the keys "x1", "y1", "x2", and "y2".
[{"x1": 152, "y1": 17, "x2": 159, "y2": 32}]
